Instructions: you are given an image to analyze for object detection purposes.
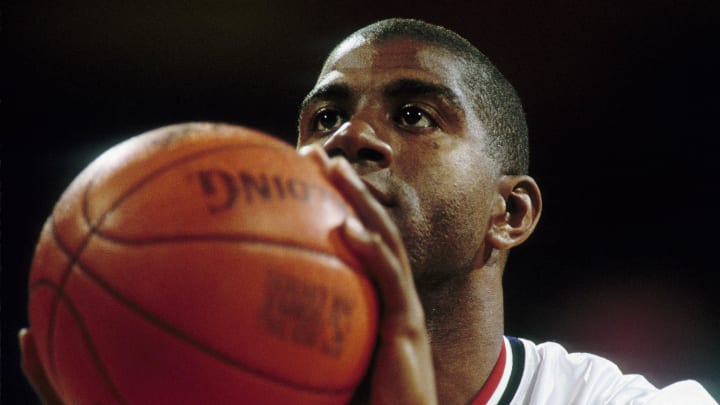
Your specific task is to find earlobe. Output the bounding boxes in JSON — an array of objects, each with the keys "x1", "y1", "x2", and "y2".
[{"x1": 487, "y1": 175, "x2": 542, "y2": 250}]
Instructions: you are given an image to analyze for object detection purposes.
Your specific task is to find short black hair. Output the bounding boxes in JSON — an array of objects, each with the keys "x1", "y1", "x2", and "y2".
[{"x1": 328, "y1": 18, "x2": 529, "y2": 175}]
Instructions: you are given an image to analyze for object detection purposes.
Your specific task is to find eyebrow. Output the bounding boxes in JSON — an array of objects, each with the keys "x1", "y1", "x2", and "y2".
[
  {"x1": 300, "y1": 83, "x2": 352, "y2": 112},
  {"x1": 382, "y1": 78, "x2": 463, "y2": 110},
  {"x1": 300, "y1": 78, "x2": 464, "y2": 113}
]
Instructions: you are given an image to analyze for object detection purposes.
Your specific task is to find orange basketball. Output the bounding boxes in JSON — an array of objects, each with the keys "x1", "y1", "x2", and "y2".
[{"x1": 27, "y1": 123, "x2": 379, "y2": 404}]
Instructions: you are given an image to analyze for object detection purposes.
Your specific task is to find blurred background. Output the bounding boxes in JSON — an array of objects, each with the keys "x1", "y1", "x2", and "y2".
[{"x1": 3, "y1": 0, "x2": 719, "y2": 401}]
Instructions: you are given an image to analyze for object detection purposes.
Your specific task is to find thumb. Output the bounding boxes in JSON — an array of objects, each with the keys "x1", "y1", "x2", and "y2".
[{"x1": 19, "y1": 328, "x2": 63, "y2": 404}]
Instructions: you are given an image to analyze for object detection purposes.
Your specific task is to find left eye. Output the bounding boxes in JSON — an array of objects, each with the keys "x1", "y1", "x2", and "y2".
[{"x1": 395, "y1": 106, "x2": 436, "y2": 128}]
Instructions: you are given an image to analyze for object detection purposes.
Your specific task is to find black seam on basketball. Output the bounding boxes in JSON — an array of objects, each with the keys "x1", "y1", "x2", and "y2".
[
  {"x1": 43, "y1": 139, "x2": 355, "y2": 398},
  {"x1": 93, "y1": 230, "x2": 353, "y2": 267},
  {"x1": 79, "y1": 140, "x2": 352, "y2": 270},
  {"x1": 82, "y1": 142, "x2": 348, "y2": 232},
  {"x1": 91, "y1": 230, "x2": 369, "y2": 291},
  {"x1": 30, "y1": 279, "x2": 127, "y2": 405},
  {"x1": 69, "y1": 251, "x2": 355, "y2": 396},
  {"x1": 47, "y1": 212, "x2": 98, "y2": 386}
]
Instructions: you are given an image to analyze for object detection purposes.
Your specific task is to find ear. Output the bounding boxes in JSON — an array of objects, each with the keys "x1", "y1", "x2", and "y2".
[{"x1": 486, "y1": 175, "x2": 542, "y2": 250}]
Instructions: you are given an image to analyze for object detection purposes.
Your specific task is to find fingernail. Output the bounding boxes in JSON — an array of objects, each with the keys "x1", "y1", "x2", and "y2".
[
  {"x1": 333, "y1": 158, "x2": 365, "y2": 188},
  {"x1": 297, "y1": 144, "x2": 316, "y2": 156},
  {"x1": 345, "y1": 216, "x2": 364, "y2": 237}
]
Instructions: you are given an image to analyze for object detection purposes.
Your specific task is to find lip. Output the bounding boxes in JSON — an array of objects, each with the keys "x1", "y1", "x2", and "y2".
[{"x1": 361, "y1": 176, "x2": 396, "y2": 208}]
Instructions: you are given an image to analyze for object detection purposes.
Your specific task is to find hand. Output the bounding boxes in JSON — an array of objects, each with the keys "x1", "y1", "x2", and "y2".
[
  {"x1": 300, "y1": 146, "x2": 437, "y2": 405},
  {"x1": 19, "y1": 328, "x2": 63, "y2": 405}
]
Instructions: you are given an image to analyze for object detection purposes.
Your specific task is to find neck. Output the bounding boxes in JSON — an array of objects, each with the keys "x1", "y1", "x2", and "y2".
[{"x1": 417, "y1": 260, "x2": 505, "y2": 405}]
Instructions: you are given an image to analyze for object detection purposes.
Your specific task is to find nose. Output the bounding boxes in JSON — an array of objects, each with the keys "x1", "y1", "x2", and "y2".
[{"x1": 322, "y1": 120, "x2": 393, "y2": 168}]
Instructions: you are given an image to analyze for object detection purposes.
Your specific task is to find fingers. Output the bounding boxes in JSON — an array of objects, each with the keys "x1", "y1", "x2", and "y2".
[
  {"x1": 327, "y1": 158, "x2": 408, "y2": 268},
  {"x1": 342, "y1": 217, "x2": 414, "y2": 315},
  {"x1": 19, "y1": 328, "x2": 63, "y2": 405},
  {"x1": 299, "y1": 146, "x2": 410, "y2": 278},
  {"x1": 298, "y1": 144, "x2": 331, "y2": 174},
  {"x1": 299, "y1": 147, "x2": 422, "y2": 311},
  {"x1": 322, "y1": 158, "x2": 422, "y2": 324},
  {"x1": 300, "y1": 148, "x2": 437, "y2": 404},
  {"x1": 19, "y1": 328, "x2": 41, "y2": 384}
]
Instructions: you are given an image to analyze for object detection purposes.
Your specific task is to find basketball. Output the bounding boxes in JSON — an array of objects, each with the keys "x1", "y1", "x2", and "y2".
[{"x1": 27, "y1": 123, "x2": 379, "y2": 404}]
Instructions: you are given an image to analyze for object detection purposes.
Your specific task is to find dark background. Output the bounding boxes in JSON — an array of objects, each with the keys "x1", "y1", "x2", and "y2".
[{"x1": 3, "y1": 0, "x2": 719, "y2": 402}]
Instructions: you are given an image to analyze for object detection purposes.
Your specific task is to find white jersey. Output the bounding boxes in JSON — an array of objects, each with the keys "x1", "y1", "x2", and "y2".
[{"x1": 471, "y1": 336, "x2": 717, "y2": 405}]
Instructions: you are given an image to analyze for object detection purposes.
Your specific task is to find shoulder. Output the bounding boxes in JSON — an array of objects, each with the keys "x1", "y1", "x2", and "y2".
[{"x1": 508, "y1": 337, "x2": 717, "y2": 405}]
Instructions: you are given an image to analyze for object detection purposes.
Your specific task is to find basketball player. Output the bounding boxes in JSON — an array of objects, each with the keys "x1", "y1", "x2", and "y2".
[
  {"x1": 20, "y1": 18, "x2": 717, "y2": 404},
  {"x1": 293, "y1": 19, "x2": 717, "y2": 404}
]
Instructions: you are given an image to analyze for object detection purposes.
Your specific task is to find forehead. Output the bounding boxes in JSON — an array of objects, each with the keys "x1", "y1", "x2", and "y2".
[{"x1": 316, "y1": 37, "x2": 468, "y2": 98}]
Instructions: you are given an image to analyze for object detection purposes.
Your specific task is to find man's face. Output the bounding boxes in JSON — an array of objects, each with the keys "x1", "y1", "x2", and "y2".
[{"x1": 298, "y1": 37, "x2": 501, "y2": 283}]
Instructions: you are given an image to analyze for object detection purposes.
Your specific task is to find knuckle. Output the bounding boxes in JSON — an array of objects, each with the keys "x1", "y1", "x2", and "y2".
[{"x1": 384, "y1": 309, "x2": 427, "y2": 342}]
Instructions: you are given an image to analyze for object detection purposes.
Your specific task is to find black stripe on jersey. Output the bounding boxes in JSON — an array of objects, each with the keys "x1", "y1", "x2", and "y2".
[{"x1": 497, "y1": 336, "x2": 525, "y2": 405}]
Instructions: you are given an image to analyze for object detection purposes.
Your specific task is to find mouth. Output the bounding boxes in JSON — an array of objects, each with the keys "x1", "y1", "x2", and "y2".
[{"x1": 361, "y1": 177, "x2": 396, "y2": 208}]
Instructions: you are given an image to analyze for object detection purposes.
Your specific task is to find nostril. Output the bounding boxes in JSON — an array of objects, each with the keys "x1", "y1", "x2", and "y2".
[
  {"x1": 357, "y1": 148, "x2": 385, "y2": 162},
  {"x1": 326, "y1": 148, "x2": 346, "y2": 159}
]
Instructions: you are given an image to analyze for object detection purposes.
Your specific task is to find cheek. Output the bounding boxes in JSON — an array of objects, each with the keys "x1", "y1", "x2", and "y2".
[
  {"x1": 394, "y1": 142, "x2": 497, "y2": 262},
  {"x1": 434, "y1": 180, "x2": 491, "y2": 240},
  {"x1": 429, "y1": 152, "x2": 496, "y2": 231},
  {"x1": 414, "y1": 163, "x2": 493, "y2": 241},
  {"x1": 406, "y1": 182, "x2": 490, "y2": 274},
  {"x1": 408, "y1": 147, "x2": 493, "y2": 219}
]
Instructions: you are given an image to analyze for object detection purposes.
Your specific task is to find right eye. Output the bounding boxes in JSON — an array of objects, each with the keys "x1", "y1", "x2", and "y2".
[{"x1": 312, "y1": 109, "x2": 345, "y2": 132}]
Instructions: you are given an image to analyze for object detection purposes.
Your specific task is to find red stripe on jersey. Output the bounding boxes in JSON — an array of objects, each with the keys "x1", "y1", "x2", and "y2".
[{"x1": 471, "y1": 340, "x2": 507, "y2": 405}]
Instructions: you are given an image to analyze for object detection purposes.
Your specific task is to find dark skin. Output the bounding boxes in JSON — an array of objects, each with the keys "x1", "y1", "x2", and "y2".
[
  {"x1": 20, "y1": 37, "x2": 542, "y2": 405},
  {"x1": 297, "y1": 37, "x2": 542, "y2": 404}
]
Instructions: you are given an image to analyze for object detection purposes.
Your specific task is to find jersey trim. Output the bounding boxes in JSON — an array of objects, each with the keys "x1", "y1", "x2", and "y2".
[
  {"x1": 470, "y1": 336, "x2": 526, "y2": 405},
  {"x1": 497, "y1": 336, "x2": 525, "y2": 405},
  {"x1": 471, "y1": 338, "x2": 507, "y2": 404}
]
